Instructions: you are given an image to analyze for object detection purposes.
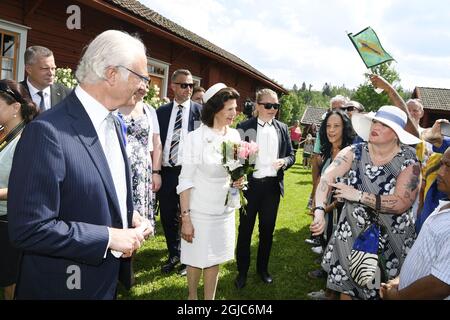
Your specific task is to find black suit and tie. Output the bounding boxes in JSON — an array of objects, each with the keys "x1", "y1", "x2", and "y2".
[
  {"x1": 156, "y1": 100, "x2": 202, "y2": 268},
  {"x1": 20, "y1": 79, "x2": 72, "y2": 110},
  {"x1": 8, "y1": 91, "x2": 134, "y2": 299},
  {"x1": 235, "y1": 117, "x2": 295, "y2": 284}
]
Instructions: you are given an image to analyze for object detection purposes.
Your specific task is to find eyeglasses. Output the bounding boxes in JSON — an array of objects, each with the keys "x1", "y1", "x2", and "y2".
[
  {"x1": 258, "y1": 102, "x2": 280, "y2": 110},
  {"x1": 344, "y1": 106, "x2": 355, "y2": 112},
  {"x1": 117, "y1": 65, "x2": 151, "y2": 85},
  {"x1": 175, "y1": 83, "x2": 194, "y2": 89},
  {"x1": 0, "y1": 82, "x2": 22, "y2": 103}
]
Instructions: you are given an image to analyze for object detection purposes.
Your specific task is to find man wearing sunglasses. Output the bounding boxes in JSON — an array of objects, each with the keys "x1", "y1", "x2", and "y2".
[
  {"x1": 156, "y1": 69, "x2": 202, "y2": 276},
  {"x1": 235, "y1": 88, "x2": 295, "y2": 289},
  {"x1": 20, "y1": 46, "x2": 71, "y2": 112}
]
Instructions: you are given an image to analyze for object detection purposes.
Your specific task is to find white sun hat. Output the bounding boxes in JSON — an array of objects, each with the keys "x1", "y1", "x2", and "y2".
[
  {"x1": 203, "y1": 83, "x2": 227, "y2": 103},
  {"x1": 351, "y1": 105, "x2": 421, "y2": 145}
]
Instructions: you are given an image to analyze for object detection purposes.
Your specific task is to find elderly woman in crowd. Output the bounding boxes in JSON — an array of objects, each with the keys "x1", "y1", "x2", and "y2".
[
  {"x1": 0, "y1": 79, "x2": 39, "y2": 299},
  {"x1": 177, "y1": 83, "x2": 244, "y2": 300},
  {"x1": 310, "y1": 105, "x2": 421, "y2": 300}
]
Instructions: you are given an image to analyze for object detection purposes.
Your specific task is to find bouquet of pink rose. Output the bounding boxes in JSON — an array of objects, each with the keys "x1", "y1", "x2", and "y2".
[{"x1": 221, "y1": 140, "x2": 258, "y2": 210}]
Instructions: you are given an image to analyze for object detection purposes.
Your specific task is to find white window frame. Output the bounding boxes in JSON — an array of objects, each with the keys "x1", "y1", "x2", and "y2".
[
  {"x1": 147, "y1": 57, "x2": 170, "y2": 98},
  {"x1": 0, "y1": 19, "x2": 29, "y2": 81},
  {"x1": 192, "y1": 75, "x2": 202, "y2": 87}
]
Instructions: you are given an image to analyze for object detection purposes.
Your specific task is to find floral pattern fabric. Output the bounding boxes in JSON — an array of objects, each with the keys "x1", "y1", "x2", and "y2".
[
  {"x1": 321, "y1": 142, "x2": 417, "y2": 299},
  {"x1": 121, "y1": 109, "x2": 155, "y2": 229}
]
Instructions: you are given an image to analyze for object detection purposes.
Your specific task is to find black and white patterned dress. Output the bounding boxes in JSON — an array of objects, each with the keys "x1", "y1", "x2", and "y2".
[
  {"x1": 121, "y1": 107, "x2": 156, "y2": 229},
  {"x1": 321, "y1": 142, "x2": 417, "y2": 300}
]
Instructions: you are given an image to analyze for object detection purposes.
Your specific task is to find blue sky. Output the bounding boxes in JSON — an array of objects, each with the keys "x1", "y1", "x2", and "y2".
[{"x1": 140, "y1": 0, "x2": 450, "y2": 91}]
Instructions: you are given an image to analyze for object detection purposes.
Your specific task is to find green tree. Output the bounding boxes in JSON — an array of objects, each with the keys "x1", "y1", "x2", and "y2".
[
  {"x1": 352, "y1": 62, "x2": 407, "y2": 112},
  {"x1": 301, "y1": 82, "x2": 307, "y2": 91}
]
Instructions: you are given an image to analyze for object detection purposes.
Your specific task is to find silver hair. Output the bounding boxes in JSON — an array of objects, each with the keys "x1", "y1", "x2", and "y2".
[
  {"x1": 75, "y1": 30, "x2": 146, "y2": 84},
  {"x1": 330, "y1": 95, "x2": 350, "y2": 107},
  {"x1": 25, "y1": 46, "x2": 54, "y2": 65},
  {"x1": 256, "y1": 88, "x2": 278, "y2": 102},
  {"x1": 406, "y1": 98, "x2": 424, "y2": 111}
]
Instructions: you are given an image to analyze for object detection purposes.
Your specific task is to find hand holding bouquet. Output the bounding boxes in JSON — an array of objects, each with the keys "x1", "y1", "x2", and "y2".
[{"x1": 222, "y1": 140, "x2": 258, "y2": 210}]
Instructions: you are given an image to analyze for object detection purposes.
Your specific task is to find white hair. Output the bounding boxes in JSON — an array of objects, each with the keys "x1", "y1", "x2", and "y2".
[
  {"x1": 330, "y1": 95, "x2": 350, "y2": 108},
  {"x1": 75, "y1": 30, "x2": 146, "y2": 84}
]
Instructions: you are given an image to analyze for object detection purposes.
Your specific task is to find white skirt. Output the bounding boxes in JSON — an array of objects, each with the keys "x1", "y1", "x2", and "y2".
[{"x1": 181, "y1": 209, "x2": 235, "y2": 269}]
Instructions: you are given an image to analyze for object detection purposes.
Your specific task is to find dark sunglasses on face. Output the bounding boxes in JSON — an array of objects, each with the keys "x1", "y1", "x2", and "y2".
[
  {"x1": 0, "y1": 82, "x2": 22, "y2": 103},
  {"x1": 259, "y1": 102, "x2": 280, "y2": 110},
  {"x1": 175, "y1": 83, "x2": 194, "y2": 89},
  {"x1": 344, "y1": 106, "x2": 355, "y2": 112}
]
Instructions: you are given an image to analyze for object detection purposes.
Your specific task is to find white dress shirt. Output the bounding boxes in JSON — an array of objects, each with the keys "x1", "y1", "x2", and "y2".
[
  {"x1": 162, "y1": 99, "x2": 191, "y2": 166},
  {"x1": 27, "y1": 78, "x2": 51, "y2": 110},
  {"x1": 253, "y1": 118, "x2": 279, "y2": 178},
  {"x1": 75, "y1": 86, "x2": 128, "y2": 228},
  {"x1": 398, "y1": 200, "x2": 450, "y2": 299}
]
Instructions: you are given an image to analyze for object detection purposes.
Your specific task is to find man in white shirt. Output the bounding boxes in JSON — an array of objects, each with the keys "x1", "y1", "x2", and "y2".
[
  {"x1": 156, "y1": 69, "x2": 202, "y2": 276},
  {"x1": 380, "y1": 147, "x2": 450, "y2": 300},
  {"x1": 20, "y1": 46, "x2": 71, "y2": 111},
  {"x1": 235, "y1": 88, "x2": 295, "y2": 289}
]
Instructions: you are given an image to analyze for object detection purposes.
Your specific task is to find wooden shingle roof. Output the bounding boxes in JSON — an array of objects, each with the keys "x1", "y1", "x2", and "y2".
[
  {"x1": 300, "y1": 106, "x2": 327, "y2": 127},
  {"x1": 413, "y1": 87, "x2": 450, "y2": 111},
  {"x1": 107, "y1": 0, "x2": 286, "y2": 92}
]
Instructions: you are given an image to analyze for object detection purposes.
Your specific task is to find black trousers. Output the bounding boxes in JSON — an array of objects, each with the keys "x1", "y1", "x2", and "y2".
[
  {"x1": 236, "y1": 177, "x2": 280, "y2": 274},
  {"x1": 158, "y1": 166, "x2": 182, "y2": 260}
]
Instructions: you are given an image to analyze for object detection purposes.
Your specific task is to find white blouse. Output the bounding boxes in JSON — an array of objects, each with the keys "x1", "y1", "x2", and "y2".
[{"x1": 177, "y1": 125, "x2": 241, "y2": 215}]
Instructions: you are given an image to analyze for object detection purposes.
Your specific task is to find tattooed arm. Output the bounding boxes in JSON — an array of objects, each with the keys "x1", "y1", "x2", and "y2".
[
  {"x1": 311, "y1": 146, "x2": 354, "y2": 236},
  {"x1": 360, "y1": 163, "x2": 421, "y2": 214},
  {"x1": 314, "y1": 146, "x2": 354, "y2": 210}
]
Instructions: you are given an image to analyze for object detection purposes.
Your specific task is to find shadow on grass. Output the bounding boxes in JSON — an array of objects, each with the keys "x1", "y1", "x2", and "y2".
[{"x1": 120, "y1": 224, "x2": 325, "y2": 300}]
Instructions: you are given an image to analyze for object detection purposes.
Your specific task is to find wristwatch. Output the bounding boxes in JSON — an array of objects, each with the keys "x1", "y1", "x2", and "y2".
[{"x1": 152, "y1": 170, "x2": 161, "y2": 175}]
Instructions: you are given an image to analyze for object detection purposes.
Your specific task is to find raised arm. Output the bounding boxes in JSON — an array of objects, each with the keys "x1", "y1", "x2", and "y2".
[{"x1": 370, "y1": 75, "x2": 419, "y2": 138}]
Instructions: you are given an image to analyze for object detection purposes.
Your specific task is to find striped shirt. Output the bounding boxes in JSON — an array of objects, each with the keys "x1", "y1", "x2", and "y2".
[{"x1": 399, "y1": 200, "x2": 450, "y2": 299}]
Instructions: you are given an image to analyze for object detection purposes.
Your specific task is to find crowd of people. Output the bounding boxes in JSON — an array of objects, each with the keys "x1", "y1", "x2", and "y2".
[{"x1": 0, "y1": 29, "x2": 448, "y2": 300}]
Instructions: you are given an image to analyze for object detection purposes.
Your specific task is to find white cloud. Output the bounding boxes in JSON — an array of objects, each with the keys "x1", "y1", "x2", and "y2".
[{"x1": 141, "y1": 0, "x2": 450, "y2": 90}]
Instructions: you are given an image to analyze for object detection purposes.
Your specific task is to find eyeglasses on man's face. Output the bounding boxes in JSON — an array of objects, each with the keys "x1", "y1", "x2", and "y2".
[
  {"x1": 174, "y1": 83, "x2": 194, "y2": 89},
  {"x1": 258, "y1": 102, "x2": 280, "y2": 110},
  {"x1": 117, "y1": 65, "x2": 151, "y2": 85}
]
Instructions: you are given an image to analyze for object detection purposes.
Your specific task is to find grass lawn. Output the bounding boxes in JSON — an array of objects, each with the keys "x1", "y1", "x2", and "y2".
[{"x1": 118, "y1": 150, "x2": 325, "y2": 300}]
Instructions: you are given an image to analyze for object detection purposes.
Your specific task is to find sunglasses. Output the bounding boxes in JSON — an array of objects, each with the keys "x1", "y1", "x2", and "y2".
[
  {"x1": 0, "y1": 82, "x2": 22, "y2": 103},
  {"x1": 175, "y1": 83, "x2": 194, "y2": 89},
  {"x1": 344, "y1": 106, "x2": 355, "y2": 112},
  {"x1": 117, "y1": 65, "x2": 151, "y2": 85},
  {"x1": 259, "y1": 102, "x2": 280, "y2": 110}
]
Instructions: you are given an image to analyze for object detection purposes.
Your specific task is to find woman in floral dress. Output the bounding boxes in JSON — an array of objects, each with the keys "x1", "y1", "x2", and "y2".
[
  {"x1": 119, "y1": 86, "x2": 162, "y2": 233},
  {"x1": 310, "y1": 106, "x2": 422, "y2": 299}
]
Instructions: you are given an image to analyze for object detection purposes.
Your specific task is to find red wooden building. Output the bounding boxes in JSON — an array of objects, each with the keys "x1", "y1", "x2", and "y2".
[{"x1": 0, "y1": 0, "x2": 287, "y2": 105}]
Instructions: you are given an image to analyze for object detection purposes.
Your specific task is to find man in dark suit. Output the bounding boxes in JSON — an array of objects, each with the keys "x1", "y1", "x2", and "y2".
[
  {"x1": 234, "y1": 88, "x2": 295, "y2": 289},
  {"x1": 8, "y1": 30, "x2": 152, "y2": 299},
  {"x1": 156, "y1": 69, "x2": 202, "y2": 276},
  {"x1": 20, "y1": 46, "x2": 71, "y2": 111}
]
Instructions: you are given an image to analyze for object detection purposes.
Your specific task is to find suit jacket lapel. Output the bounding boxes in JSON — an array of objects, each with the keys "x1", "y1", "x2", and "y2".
[
  {"x1": 273, "y1": 120, "x2": 283, "y2": 158},
  {"x1": 50, "y1": 84, "x2": 61, "y2": 107},
  {"x1": 67, "y1": 94, "x2": 123, "y2": 224}
]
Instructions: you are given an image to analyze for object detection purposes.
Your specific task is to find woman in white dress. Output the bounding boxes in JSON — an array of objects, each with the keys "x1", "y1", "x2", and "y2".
[{"x1": 177, "y1": 83, "x2": 244, "y2": 300}]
